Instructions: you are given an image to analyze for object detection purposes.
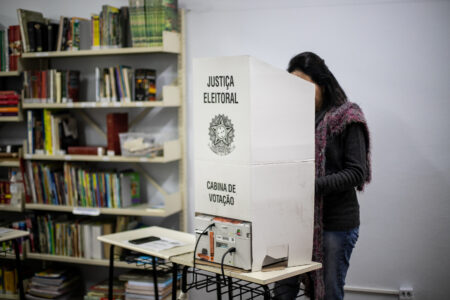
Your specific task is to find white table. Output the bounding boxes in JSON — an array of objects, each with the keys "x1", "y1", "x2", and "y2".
[
  {"x1": 0, "y1": 228, "x2": 29, "y2": 300},
  {"x1": 98, "y1": 226, "x2": 195, "y2": 300}
]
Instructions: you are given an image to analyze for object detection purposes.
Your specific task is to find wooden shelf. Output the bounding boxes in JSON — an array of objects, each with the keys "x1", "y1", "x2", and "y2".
[
  {"x1": 0, "y1": 160, "x2": 20, "y2": 167},
  {"x1": 27, "y1": 253, "x2": 145, "y2": 269},
  {"x1": 0, "y1": 116, "x2": 22, "y2": 122},
  {"x1": 0, "y1": 252, "x2": 25, "y2": 260},
  {"x1": 0, "y1": 293, "x2": 19, "y2": 299},
  {"x1": 25, "y1": 192, "x2": 182, "y2": 217},
  {"x1": 22, "y1": 85, "x2": 181, "y2": 109},
  {"x1": 22, "y1": 31, "x2": 180, "y2": 58},
  {"x1": 0, "y1": 71, "x2": 20, "y2": 77},
  {"x1": 24, "y1": 140, "x2": 181, "y2": 163},
  {"x1": 0, "y1": 204, "x2": 23, "y2": 212}
]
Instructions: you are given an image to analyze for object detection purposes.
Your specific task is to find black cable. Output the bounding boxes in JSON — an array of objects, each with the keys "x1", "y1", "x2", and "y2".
[
  {"x1": 193, "y1": 223, "x2": 215, "y2": 271},
  {"x1": 220, "y1": 247, "x2": 236, "y2": 285}
]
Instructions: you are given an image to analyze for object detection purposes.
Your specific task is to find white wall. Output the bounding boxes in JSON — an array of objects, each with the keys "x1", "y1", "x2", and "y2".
[{"x1": 183, "y1": 0, "x2": 450, "y2": 299}]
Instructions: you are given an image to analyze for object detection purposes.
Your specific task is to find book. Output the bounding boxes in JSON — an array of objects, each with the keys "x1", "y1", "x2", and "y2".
[
  {"x1": 17, "y1": 8, "x2": 44, "y2": 52},
  {"x1": 3, "y1": 266, "x2": 16, "y2": 294},
  {"x1": 67, "y1": 70, "x2": 80, "y2": 102},
  {"x1": 106, "y1": 113, "x2": 128, "y2": 155},
  {"x1": 47, "y1": 22, "x2": 59, "y2": 51},
  {"x1": 91, "y1": 14, "x2": 101, "y2": 50},
  {"x1": 120, "y1": 7, "x2": 132, "y2": 47},
  {"x1": 67, "y1": 146, "x2": 105, "y2": 155},
  {"x1": 120, "y1": 172, "x2": 140, "y2": 207},
  {"x1": 135, "y1": 69, "x2": 156, "y2": 101},
  {"x1": 71, "y1": 17, "x2": 90, "y2": 50}
]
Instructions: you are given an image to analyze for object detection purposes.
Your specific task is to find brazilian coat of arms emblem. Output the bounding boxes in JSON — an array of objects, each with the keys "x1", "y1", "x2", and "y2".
[{"x1": 209, "y1": 114, "x2": 235, "y2": 155}]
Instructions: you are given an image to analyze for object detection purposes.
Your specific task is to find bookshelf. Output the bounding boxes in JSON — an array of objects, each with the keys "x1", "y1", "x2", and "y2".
[
  {"x1": 1, "y1": 10, "x2": 187, "y2": 298},
  {"x1": 21, "y1": 10, "x2": 187, "y2": 240},
  {"x1": 22, "y1": 85, "x2": 181, "y2": 109},
  {"x1": 25, "y1": 191, "x2": 182, "y2": 217},
  {"x1": 0, "y1": 160, "x2": 20, "y2": 167},
  {"x1": 21, "y1": 31, "x2": 180, "y2": 58},
  {"x1": 0, "y1": 204, "x2": 23, "y2": 212},
  {"x1": 24, "y1": 139, "x2": 181, "y2": 163},
  {"x1": 27, "y1": 253, "x2": 152, "y2": 269},
  {"x1": 0, "y1": 115, "x2": 22, "y2": 122},
  {"x1": 0, "y1": 157, "x2": 24, "y2": 213},
  {"x1": 0, "y1": 294, "x2": 19, "y2": 299},
  {"x1": 0, "y1": 71, "x2": 21, "y2": 77}
]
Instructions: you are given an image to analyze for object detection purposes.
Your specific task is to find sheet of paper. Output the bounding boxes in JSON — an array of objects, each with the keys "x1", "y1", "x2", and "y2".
[
  {"x1": 125, "y1": 237, "x2": 185, "y2": 252},
  {"x1": 0, "y1": 228, "x2": 13, "y2": 235}
]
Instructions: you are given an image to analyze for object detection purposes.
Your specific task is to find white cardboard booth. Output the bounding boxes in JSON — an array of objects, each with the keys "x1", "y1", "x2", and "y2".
[{"x1": 193, "y1": 55, "x2": 315, "y2": 271}]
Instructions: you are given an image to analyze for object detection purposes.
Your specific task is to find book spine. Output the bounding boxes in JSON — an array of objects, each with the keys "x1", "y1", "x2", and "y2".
[
  {"x1": 27, "y1": 110, "x2": 34, "y2": 154},
  {"x1": 43, "y1": 109, "x2": 52, "y2": 154},
  {"x1": 67, "y1": 70, "x2": 80, "y2": 102},
  {"x1": 91, "y1": 14, "x2": 100, "y2": 49}
]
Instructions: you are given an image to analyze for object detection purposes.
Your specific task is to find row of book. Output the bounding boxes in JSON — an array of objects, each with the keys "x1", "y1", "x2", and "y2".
[
  {"x1": 0, "y1": 264, "x2": 19, "y2": 295},
  {"x1": 16, "y1": 8, "x2": 123, "y2": 52},
  {"x1": 0, "y1": 24, "x2": 21, "y2": 71},
  {"x1": 17, "y1": 0, "x2": 178, "y2": 53},
  {"x1": 27, "y1": 162, "x2": 141, "y2": 209},
  {"x1": 27, "y1": 111, "x2": 130, "y2": 157},
  {"x1": 26, "y1": 268, "x2": 80, "y2": 300},
  {"x1": 25, "y1": 214, "x2": 136, "y2": 260},
  {"x1": 0, "y1": 91, "x2": 20, "y2": 117},
  {"x1": 23, "y1": 70, "x2": 80, "y2": 103},
  {"x1": 27, "y1": 109, "x2": 78, "y2": 155},
  {"x1": 96, "y1": 67, "x2": 156, "y2": 102},
  {"x1": 29, "y1": 215, "x2": 115, "y2": 260},
  {"x1": 129, "y1": 0, "x2": 179, "y2": 47},
  {"x1": 92, "y1": 5, "x2": 131, "y2": 49}
]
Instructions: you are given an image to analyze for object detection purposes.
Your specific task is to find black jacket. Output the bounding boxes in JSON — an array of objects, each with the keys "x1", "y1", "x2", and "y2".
[{"x1": 315, "y1": 110, "x2": 367, "y2": 231}]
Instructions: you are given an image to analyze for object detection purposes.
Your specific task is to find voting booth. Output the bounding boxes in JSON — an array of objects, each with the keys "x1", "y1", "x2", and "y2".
[{"x1": 193, "y1": 56, "x2": 315, "y2": 271}]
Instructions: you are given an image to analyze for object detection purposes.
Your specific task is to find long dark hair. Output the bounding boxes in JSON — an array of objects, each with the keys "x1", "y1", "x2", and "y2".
[{"x1": 288, "y1": 52, "x2": 347, "y2": 108}]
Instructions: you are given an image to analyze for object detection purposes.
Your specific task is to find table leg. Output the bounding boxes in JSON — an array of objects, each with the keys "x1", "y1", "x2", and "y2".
[
  {"x1": 152, "y1": 256, "x2": 159, "y2": 300},
  {"x1": 13, "y1": 239, "x2": 25, "y2": 300},
  {"x1": 172, "y1": 263, "x2": 178, "y2": 300},
  {"x1": 108, "y1": 245, "x2": 115, "y2": 300},
  {"x1": 227, "y1": 277, "x2": 233, "y2": 300},
  {"x1": 215, "y1": 274, "x2": 222, "y2": 300},
  {"x1": 263, "y1": 285, "x2": 271, "y2": 300},
  {"x1": 181, "y1": 266, "x2": 189, "y2": 293}
]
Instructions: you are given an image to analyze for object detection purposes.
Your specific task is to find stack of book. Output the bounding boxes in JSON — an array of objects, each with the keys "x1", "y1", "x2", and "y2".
[
  {"x1": 26, "y1": 161, "x2": 141, "y2": 208},
  {"x1": 84, "y1": 279, "x2": 125, "y2": 300},
  {"x1": 0, "y1": 24, "x2": 21, "y2": 71},
  {"x1": 23, "y1": 70, "x2": 80, "y2": 103},
  {"x1": 25, "y1": 268, "x2": 80, "y2": 300},
  {"x1": 0, "y1": 91, "x2": 20, "y2": 117},
  {"x1": 119, "y1": 270, "x2": 176, "y2": 300},
  {"x1": 27, "y1": 110, "x2": 78, "y2": 155},
  {"x1": 129, "y1": 0, "x2": 178, "y2": 47}
]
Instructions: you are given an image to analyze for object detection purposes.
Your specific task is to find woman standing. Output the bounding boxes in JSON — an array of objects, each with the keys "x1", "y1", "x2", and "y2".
[{"x1": 274, "y1": 52, "x2": 371, "y2": 300}]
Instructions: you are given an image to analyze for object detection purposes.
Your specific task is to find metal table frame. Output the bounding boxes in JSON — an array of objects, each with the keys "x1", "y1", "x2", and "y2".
[{"x1": 180, "y1": 265, "x2": 307, "y2": 300}]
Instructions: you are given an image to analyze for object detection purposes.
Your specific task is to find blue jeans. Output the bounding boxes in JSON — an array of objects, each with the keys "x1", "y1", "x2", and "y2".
[{"x1": 273, "y1": 227, "x2": 359, "y2": 300}]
